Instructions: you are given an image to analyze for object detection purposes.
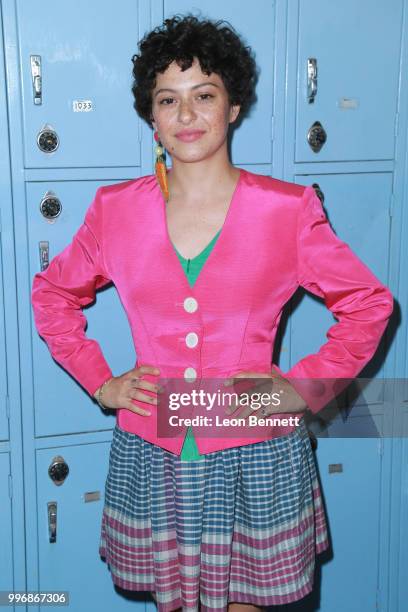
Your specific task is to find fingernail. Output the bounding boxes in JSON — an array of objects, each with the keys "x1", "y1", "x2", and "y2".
[{"x1": 224, "y1": 378, "x2": 232, "y2": 386}]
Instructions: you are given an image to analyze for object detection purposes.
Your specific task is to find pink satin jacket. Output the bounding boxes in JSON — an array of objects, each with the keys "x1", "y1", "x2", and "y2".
[{"x1": 31, "y1": 168, "x2": 394, "y2": 455}]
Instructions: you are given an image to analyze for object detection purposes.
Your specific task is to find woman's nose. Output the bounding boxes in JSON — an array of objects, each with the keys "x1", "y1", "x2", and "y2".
[{"x1": 178, "y1": 99, "x2": 196, "y2": 123}]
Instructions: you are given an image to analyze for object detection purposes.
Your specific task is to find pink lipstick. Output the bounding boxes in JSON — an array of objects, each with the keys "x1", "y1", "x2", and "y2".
[{"x1": 175, "y1": 130, "x2": 205, "y2": 142}]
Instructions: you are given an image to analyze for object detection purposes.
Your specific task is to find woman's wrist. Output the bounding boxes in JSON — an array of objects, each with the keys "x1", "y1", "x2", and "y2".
[{"x1": 94, "y1": 377, "x2": 114, "y2": 409}]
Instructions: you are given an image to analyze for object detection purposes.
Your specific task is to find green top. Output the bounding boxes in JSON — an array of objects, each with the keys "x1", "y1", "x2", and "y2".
[{"x1": 172, "y1": 229, "x2": 222, "y2": 461}]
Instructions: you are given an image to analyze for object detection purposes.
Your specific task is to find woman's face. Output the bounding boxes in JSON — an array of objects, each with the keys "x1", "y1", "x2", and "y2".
[{"x1": 151, "y1": 57, "x2": 240, "y2": 164}]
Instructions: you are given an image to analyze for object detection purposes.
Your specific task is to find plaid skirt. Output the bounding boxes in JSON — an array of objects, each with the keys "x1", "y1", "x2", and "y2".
[{"x1": 99, "y1": 416, "x2": 329, "y2": 611}]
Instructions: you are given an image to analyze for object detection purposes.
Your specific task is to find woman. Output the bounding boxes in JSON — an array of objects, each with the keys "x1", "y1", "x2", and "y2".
[{"x1": 31, "y1": 15, "x2": 394, "y2": 612}]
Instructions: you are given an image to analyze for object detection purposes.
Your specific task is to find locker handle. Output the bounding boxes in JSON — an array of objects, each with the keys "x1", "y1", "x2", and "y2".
[
  {"x1": 48, "y1": 502, "x2": 57, "y2": 543},
  {"x1": 30, "y1": 55, "x2": 42, "y2": 105},
  {"x1": 307, "y1": 58, "x2": 317, "y2": 103},
  {"x1": 39, "y1": 241, "x2": 49, "y2": 271}
]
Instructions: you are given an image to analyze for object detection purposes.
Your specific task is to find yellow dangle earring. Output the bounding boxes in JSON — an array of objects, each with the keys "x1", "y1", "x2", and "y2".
[{"x1": 154, "y1": 131, "x2": 169, "y2": 202}]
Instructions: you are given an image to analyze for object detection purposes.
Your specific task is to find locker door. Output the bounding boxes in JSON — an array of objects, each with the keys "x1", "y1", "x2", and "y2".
[
  {"x1": 285, "y1": 172, "x2": 393, "y2": 611},
  {"x1": 17, "y1": 0, "x2": 141, "y2": 169},
  {"x1": 28, "y1": 180, "x2": 137, "y2": 437},
  {"x1": 295, "y1": 0, "x2": 403, "y2": 162},
  {"x1": 163, "y1": 0, "x2": 276, "y2": 167},
  {"x1": 291, "y1": 173, "x2": 392, "y2": 402},
  {"x1": 316, "y1": 438, "x2": 384, "y2": 612},
  {"x1": 36, "y1": 437, "x2": 139, "y2": 612}
]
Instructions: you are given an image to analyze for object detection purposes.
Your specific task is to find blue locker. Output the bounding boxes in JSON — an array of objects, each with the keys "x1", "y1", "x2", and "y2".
[
  {"x1": 163, "y1": 0, "x2": 276, "y2": 167},
  {"x1": 35, "y1": 438, "x2": 139, "y2": 611},
  {"x1": 27, "y1": 180, "x2": 138, "y2": 437},
  {"x1": 0, "y1": 0, "x2": 406, "y2": 610},
  {"x1": 16, "y1": 0, "x2": 141, "y2": 169},
  {"x1": 295, "y1": 0, "x2": 403, "y2": 162}
]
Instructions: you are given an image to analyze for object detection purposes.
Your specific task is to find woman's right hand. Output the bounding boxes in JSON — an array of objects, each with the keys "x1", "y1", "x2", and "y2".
[{"x1": 93, "y1": 365, "x2": 161, "y2": 416}]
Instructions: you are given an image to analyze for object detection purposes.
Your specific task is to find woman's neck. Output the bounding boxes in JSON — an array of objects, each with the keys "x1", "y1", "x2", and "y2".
[{"x1": 166, "y1": 158, "x2": 239, "y2": 202}]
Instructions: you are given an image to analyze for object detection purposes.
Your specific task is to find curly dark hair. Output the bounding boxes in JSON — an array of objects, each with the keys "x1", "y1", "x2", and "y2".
[{"x1": 131, "y1": 14, "x2": 258, "y2": 128}]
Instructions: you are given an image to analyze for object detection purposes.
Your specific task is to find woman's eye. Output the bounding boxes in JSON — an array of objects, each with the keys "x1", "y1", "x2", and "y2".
[{"x1": 158, "y1": 94, "x2": 214, "y2": 105}]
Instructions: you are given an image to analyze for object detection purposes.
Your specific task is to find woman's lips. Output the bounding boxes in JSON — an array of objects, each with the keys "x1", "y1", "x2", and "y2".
[{"x1": 175, "y1": 130, "x2": 205, "y2": 142}]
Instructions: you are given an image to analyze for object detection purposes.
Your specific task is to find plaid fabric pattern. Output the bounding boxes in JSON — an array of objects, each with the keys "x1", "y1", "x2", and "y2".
[{"x1": 99, "y1": 416, "x2": 329, "y2": 611}]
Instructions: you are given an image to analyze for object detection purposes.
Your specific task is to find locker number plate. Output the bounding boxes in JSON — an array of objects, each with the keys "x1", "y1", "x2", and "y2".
[{"x1": 72, "y1": 100, "x2": 93, "y2": 112}]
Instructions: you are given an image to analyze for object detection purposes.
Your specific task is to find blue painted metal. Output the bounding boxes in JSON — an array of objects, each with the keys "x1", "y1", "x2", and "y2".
[
  {"x1": 164, "y1": 0, "x2": 275, "y2": 167},
  {"x1": 0, "y1": 0, "x2": 29, "y2": 604},
  {"x1": 16, "y1": 0, "x2": 142, "y2": 169},
  {"x1": 0, "y1": 0, "x2": 407, "y2": 610}
]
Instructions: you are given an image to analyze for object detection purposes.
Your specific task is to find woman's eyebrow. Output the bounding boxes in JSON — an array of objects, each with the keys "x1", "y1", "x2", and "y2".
[{"x1": 154, "y1": 82, "x2": 220, "y2": 97}]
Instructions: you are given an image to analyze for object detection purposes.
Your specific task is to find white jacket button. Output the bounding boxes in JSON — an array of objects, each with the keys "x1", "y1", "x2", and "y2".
[
  {"x1": 184, "y1": 367, "x2": 197, "y2": 382},
  {"x1": 183, "y1": 297, "x2": 198, "y2": 313},
  {"x1": 185, "y1": 332, "x2": 198, "y2": 348}
]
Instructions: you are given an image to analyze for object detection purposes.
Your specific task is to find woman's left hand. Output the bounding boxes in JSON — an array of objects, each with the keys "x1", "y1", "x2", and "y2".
[{"x1": 223, "y1": 368, "x2": 308, "y2": 419}]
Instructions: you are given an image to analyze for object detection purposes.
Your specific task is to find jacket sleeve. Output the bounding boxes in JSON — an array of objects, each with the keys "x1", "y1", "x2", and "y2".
[
  {"x1": 31, "y1": 186, "x2": 114, "y2": 397},
  {"x1": 282, "y1": 185, "x2": 394, "y2": 414}
]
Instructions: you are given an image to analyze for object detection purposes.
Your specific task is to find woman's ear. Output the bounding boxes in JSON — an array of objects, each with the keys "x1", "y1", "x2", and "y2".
[{"x1": 229, "y1": 104, "x2": 240, "y2": 124}]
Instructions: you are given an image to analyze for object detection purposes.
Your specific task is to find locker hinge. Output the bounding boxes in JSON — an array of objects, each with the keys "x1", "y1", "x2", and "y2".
[
  {"x1": 8, "y1": 474, "x2": 12, "y2": 499},
  {"x1": 378, "y1": 438, "x2": 384, "y2": 456},
  {"x1": 0, "y1": 208, "x2": 2, "y2": 233},
  {"x1": 270, "y1": 115, "x2": 274, "y2": 141},
  {"x1": 389, "y1": 193, "x2": 394, "y2": 218},
  {"x1": 6, "y1": 396, "x2": 10, "y2": 419}
]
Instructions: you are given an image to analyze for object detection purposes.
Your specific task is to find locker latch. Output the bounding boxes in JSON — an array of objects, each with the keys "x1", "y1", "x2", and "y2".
[
  {"x1": 307, "y1": 58, "x2": 318, "y2": 104},
  {"x1": 30, "y1": 55, "x2": 42, "y2": 105}
]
